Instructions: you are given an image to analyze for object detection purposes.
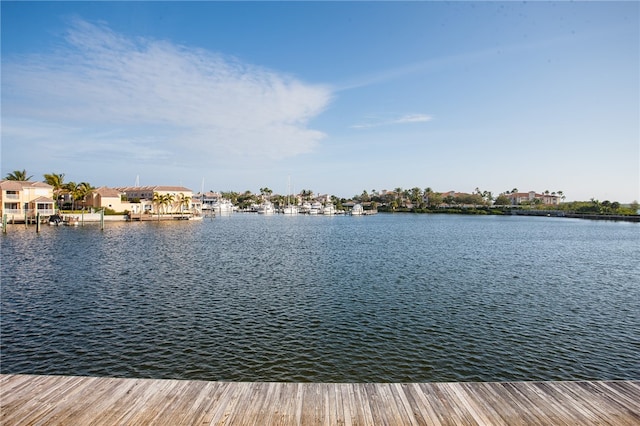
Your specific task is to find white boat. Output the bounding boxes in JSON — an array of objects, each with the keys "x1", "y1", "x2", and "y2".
[
  {"x1": 310, "y1": 201, "x2": 322, "y2": 215},
  {"x1": 257, "y1": 201, "x2": 275, "y2": 215},
  {"x1": 64, "y1": 216, "x2": 80, "y2": 226},
  {"x1": 211, "y1": 199, "x2": 234, "y2": 215},
  {"x1": 282, "y1": 205, "x2": 298, "y2": 215},
  {"x1": 300, "y1": 202, "x2": 312, "y2": 214},
  {"x1": 351, "y1": 204, "x2": 364, "y2": 216},
  {"x1": 322, "y1": 204, "x2": 336, "y2": 215}
]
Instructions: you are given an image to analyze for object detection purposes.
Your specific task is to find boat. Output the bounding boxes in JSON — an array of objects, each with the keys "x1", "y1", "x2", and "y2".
[
  {"x1": 310, "y1": 201, "x2": 322, "y2": 215},
  {"x1": 64, "y1": 216, "x2": 80, "y2": 226},
  {"x1": 300, "y1": 202, "x2": 312, "y2": 214},
  {"x1": 48, "y1": 214, "x2": 63, "y2": 226},
  {"x1": 282, "y1": 205, "x2": 298, "y2": 215},
  {"x1": 257, "y1": 201, "x2": 275, "y2": 215},
  {"x1": 211, "y1": 199, "x2": 234, "y2": 215},
  {"x1": 322, "y1": 204, "x2": 336, "y2": 215},
  {"x1": 351, "y1": 204, "x2": 364, "y2": 216}
]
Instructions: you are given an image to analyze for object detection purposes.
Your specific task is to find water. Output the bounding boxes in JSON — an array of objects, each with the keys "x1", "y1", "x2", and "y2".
[{"x1": 1, "y1": 214, "x2": 639, "y2": 382}]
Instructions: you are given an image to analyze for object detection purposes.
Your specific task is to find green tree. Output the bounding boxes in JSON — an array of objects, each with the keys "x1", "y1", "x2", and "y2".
[
  {"x1": 43, "y1": 173, "x2": 65, "y2": 209},
  {"x1": 410, "y1": 187, "x2": 423, "y2": 208},
  {"x1": 152, "y1": 192, "x2": 163, "y2": 219},
  {"x1": 176, "y1": 193, "x2": 191, "y2": 212},
  {"x1": 494, "y1": 194, "x2": 511, "y2": 206},
  {"x1": 75, "y1": 182, "x2": 95, "y2": 210},
  {"x1": 427, "y1": 192, "x2": 442, "y2": 208},
  {"x1": 221, "y1": 191, "x2": 239, "y2": 205},
  {"x1": 163, "y1": 193, "x2": 175, "y2": 214},
  {"x1": 64, "y1": 181, "x2": 93, "y2": 210},
  {"x1": 4, "y1": 169, "x2": 32, "y2": 181},
  {"x1": 259, "y1": 187, "x2": 272, "y2": 200}
]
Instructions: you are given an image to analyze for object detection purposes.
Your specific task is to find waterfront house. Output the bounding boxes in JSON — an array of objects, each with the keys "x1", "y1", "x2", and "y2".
[
  {"x1": 198, "y1": 191, "x2": 222, "y2": 211},
  {"x1": 508, "y1": 191, "x2": 560, "y2": 206},
  {"x1": 0, "y1": 180, "x2": 55, "y2": 221},
  {"x1": 115, "y1": 185, "x2": 194, "y2": 213},
  {"x1": 84, "y1": 186, "x2": 150, "y2": 214}
]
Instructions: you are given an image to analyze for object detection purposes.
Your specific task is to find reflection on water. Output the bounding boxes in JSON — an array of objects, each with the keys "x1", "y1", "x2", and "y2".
[{"x1": 1, "y1": 214, "x2": 639, "y2": 382}]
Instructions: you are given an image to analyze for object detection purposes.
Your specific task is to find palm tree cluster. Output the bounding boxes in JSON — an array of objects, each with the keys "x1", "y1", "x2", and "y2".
[
  {"x1": 151, "y1": 192, "x2": 192, "y2": 217},
  {"x1": 3, "y1": 170, "x2": 96, "y2": 210},
  {"x1": 43, "y1": 173, "x2": 95, "y2": 210},
  {"x1": 353, "y1": 187, "x2": 447, "y2": 209}
]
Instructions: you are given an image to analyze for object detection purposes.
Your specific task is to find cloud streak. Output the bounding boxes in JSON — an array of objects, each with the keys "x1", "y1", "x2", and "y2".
[
  {"x1": 351, "y1": 113, "x2": 432, "y2": 129},
  {"x1": 3, "y1": 18, "x2": 333, "y2": 166}
]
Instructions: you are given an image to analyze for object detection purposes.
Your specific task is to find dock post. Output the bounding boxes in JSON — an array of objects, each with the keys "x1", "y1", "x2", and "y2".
[
  {"x1": 81, "y1": 210, "x2": 84, "y2": 226},
  {"x1": 36, "y1": 213, "x2": 40, "y2": 233},
  {"x1": 24, "y1": 210, "x2": 28, "y2": 228},
  {"x1": 2, "y1": 214, "x2": 6, "y2": 233},
  {"x1": 100, "y1": 209, "x2": 105, "y2": 230}
]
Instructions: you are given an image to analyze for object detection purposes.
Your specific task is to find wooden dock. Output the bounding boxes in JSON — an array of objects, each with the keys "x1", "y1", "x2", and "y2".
[{"x1": 1, "y1": 375, "x2": 638, "y2": 425}]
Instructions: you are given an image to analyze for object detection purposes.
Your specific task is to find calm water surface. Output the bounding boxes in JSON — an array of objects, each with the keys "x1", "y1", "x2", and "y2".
[{"x1": 1, "y1": 214, "x2": 639, "y2": 382}]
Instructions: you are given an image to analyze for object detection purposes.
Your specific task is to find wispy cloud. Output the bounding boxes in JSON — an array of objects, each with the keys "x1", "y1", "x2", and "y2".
[
  {"x1": 2, "y1": 18, "x2": 333, "y2": 167},
  {"x1": 351, "y1": 113, "x2": 432, "y2": 129}
]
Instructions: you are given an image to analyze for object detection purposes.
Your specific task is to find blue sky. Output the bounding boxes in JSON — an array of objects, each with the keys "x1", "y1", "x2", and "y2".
[{"x1": 2, "y1": 1, "x2": 638, "y2": 202}]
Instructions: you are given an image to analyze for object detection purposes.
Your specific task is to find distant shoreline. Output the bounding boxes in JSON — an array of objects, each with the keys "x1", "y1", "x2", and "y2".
[{"x1": 381, "y1": 207, "x2": 640, "y2": 222}]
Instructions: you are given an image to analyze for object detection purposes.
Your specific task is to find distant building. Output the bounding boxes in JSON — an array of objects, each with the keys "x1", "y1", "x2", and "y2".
[
  {"x1": 0, "y1": 180, "x2": 55, "y2": 220},
  {"x1": 114, "y1": 185, "x2": 195, "y2": 213},
  {"x1": 84, "y1": 186, "x2": 146, "y2": 213},
  {"x1": 507, "y1": 191, "x2": 560, "y2": 206}
]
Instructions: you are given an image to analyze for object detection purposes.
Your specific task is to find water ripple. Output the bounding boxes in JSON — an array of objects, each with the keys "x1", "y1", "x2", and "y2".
[{"x1": 2, "y1": 215, "x2": 639, "y2": 382}]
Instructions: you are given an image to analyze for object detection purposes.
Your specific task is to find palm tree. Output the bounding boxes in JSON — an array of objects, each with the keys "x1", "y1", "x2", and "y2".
[
  {"x1": 394, "y1": 187, "x2": 403, "y2": 206},
  {"x1": 73, "y1": 182, "x2": 95, "y2": 210},
  {"x1": 43, "y1": 173, "x2": 66, "y2": 209},
  {"x1": 64, "y1": 182, "x2": 88, "y2": 210},
  {"x1": 152, "y1": 192, "x2": 163, "y2": 219},
  {"x1": 162, "y1": 193, "x2": 175, "y2": 214},
  {"x1": 411, "y1": 187, "x2": 422, "y2": 208},
  {"x1": 4, "y1": 169, "x2": 32, "y2": 181},
  {"x1": 176, "y1": 193, "x2": 191, "y2": 213},
  {"x1": 259, "y1": 187, "x2": 273, "y2": 201},
  {"x1": 63, "y1": 182, "x2": 77, "y2": 209}
]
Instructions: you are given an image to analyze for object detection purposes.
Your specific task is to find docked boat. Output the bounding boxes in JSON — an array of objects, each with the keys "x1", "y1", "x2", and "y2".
[
  {"x1": 282, "y1": 205, "x2": 298, "y2": 215},
  {"x1": 211, "y1": 199, "x2": 234, "y2": 215},
  {"x1": 351, "y1": 204, "x2": 364, "y2": 216},
  {"x1": 48, "y1": 214, "x2": 63, "y2": 226},
  {"x1": 310, "y1": 201, "x2": 322, "y2": 215},
  {"x1": 64, "y1": 216, "x2": 80, "y2": 226},
  {"x1": 299, "y1": 202, "x2": 311, "y2": 214},
  {"x1": 322, "y1": 204, "x2": 336, "y2": 215},
  {"x1": 257, "y1": 201, "x2": 275, "y2": 215}
]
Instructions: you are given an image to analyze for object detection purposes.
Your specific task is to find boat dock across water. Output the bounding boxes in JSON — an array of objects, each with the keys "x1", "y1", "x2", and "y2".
[{"x1": 1, "y1": 374, "x2": 638, "y2": 425}]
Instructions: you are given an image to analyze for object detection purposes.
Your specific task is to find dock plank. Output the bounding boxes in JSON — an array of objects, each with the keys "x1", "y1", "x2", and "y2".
[{"x1": 1, "y1": 375, "x2": 638, "y2": 425}]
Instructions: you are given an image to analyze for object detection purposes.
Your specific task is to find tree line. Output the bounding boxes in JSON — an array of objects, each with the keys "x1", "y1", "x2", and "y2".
[
  {"x1": 4, "y1": 169, "x2": 95, "y2": 210},
  {"x1": 4, "y1": 169, "x2": 638, "y2": 215}
]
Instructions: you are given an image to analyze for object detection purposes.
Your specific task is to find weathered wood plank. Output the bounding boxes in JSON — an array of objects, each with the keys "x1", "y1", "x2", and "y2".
[{"x1": 1, "y1": 375, "x2": 638, "y2": 425}]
